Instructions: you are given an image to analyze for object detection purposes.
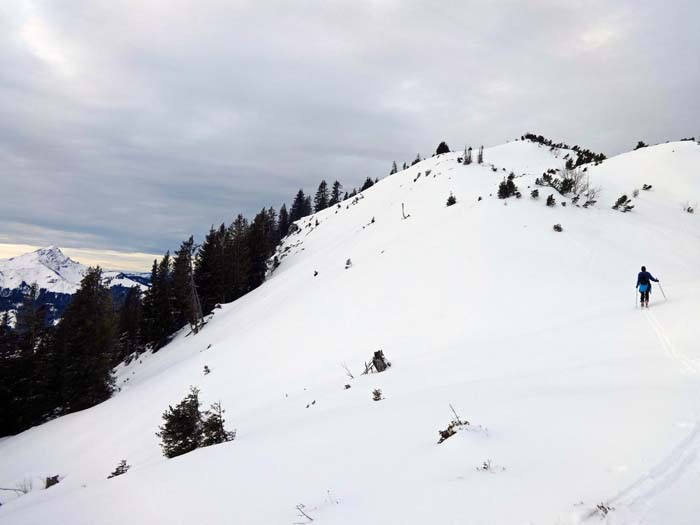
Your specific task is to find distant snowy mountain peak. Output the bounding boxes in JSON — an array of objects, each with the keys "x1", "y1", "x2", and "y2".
[{"x1": 0, "y1": 246, "x2": 149, "y2": 294}]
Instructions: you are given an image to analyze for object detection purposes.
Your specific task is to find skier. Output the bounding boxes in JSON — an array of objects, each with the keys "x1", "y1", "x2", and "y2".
[{"x1": 636, "y1": 265, "x2": 659, "y2": 308}]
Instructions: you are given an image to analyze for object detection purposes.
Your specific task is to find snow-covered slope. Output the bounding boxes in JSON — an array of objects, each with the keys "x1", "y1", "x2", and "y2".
[
  {"x1": 1, "y1": 140, "x2": 699, "y2": 525},
  {"x1": 0, "y1": 246, "x2": 149, "y2": 293}
]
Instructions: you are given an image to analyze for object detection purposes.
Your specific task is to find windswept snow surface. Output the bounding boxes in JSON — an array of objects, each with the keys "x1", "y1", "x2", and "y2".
[{"x1": 1, "y1": 140, "x2": 700, "y2": 524}]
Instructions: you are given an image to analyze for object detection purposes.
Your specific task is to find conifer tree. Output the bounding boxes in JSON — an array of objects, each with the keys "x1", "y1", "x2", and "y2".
[
  {"x1": 329, "y1": 181, "x2": 343, "y2": 206},
  {"x1": 156, "y1": 387, "x2": 235, "y2": 458},
  {"x1": 265, "y1": 207, "x2": 279, "y2": 248},
  {"x1": 477, "y1": 145, "x2": 484, "y2": 164},
  {"x1": 289, "y1": 189, "x2": 308, "y2": 222},
  {"x1": 360, "y1": 177, "x2": 375, "y2": 192},
  {"x1": 227, "y1": 214, "x2": 251, "y2": 300},
  {"x1": 314, "y1": 180, "x2": 330, "y2": 212},
  {"x1": 140, "y1": 259, "x2": 159, "y2": 346},
  {"x1": 195, "y1": 226, "x2": 226, "y2": 315},
  {"x1": 200, "y1": 401, "x2": 236, "y2": 446},
  {"x1": 54, "y1": 267, "x2": 116, "y2": 412},
  {"x1": 154, "y1": 252, "x2": 175, "y2": 345},
  {"x1": 172, "y1": 237, "x2": 194, "y2": 328},
  {"x1": 246, "y1": 209, "x2": 271, "y2": 290},
  {"x1": 156, "y1": 386, "x2": 203, "y2": 458},
  {"x1": 172, "y1": 237, "x2": 203, "y2": 333},
  {"x1": 436, "y1": 141, "x2": 450, "y2": 155},
  {"x1": 390, "y1": 161, "x2": 398, "y2": 175},
  {"x1": 278, "y1": 204, "x2": 290, "y2": 238},
  {"x1": 116, "y1": 286, "x2": 142, "y2": 363},
  {"x1": 0, "y1": 290, "x2": 39, "y2": 436}
]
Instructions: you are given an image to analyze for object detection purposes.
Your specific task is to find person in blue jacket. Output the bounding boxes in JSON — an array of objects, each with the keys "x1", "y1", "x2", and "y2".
[{"x1": 636, "y1": 266, "x2": 659, "y2": 308}]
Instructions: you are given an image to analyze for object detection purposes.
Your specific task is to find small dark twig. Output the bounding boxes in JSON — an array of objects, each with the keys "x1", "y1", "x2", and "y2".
[{"x1": 295, "y1": 503, "x2": 314, "y2": 522}]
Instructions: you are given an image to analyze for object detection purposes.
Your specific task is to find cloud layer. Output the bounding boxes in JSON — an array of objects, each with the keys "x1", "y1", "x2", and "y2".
[{"x1": 1, "y1": 0, "x2": 698, "y2": 258}]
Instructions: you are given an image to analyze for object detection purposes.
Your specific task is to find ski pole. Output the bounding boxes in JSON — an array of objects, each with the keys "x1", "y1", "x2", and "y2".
[{"x1": 659, "y1": 282, "x2": 667, "y2": 300}]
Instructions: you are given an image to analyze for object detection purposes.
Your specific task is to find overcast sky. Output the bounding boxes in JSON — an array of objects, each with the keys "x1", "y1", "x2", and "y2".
[{"x1": 1, "y1": 1, "x2": 698, "y2": 270}]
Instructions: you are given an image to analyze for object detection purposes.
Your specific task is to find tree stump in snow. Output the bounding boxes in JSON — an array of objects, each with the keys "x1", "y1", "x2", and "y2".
[
  {"x1": 45, "y1": 476, "x2": 60, "y2": 489},
  {"x1": 373, "y1": 350, "x2": 388, "y2": 373}
]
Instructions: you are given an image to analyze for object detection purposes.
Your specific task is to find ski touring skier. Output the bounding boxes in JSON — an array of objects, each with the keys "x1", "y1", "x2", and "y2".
[{"x1": 636, "y1": 265, "x2": 659, "y2": 308}]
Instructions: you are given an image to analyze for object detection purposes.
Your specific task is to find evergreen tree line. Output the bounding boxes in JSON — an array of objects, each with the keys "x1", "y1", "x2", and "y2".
[
  {"x1": 521, "y1": 133, "x2": 606, "y2": 167},
  {"x1": 0, "y1": 271, "x2": 117, "y2": 436},
  {"x1": 0, "y1": 176, "x2": 370, "y2": 437}
]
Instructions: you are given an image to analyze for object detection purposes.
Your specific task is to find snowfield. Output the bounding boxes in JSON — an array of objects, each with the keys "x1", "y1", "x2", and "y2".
[{"x1": 1, "y1": 140, "x2": 699, "y2": 524}]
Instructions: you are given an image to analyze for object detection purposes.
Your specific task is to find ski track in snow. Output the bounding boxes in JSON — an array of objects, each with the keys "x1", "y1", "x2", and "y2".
[
  {"x1": 645, "y1": 310, "x2": 699, "y2": 376},
  {"x1": 584, "y1": 310, "x2": 700, "y2": 524}
]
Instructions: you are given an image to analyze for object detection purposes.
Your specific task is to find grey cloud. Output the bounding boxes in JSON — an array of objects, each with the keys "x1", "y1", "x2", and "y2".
[{"x1": 0, "y1": 0, "x2": 698, "y2": 257}]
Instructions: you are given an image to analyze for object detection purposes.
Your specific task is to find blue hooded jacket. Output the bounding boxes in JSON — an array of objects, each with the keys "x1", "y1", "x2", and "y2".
[{"x1": 637, "y1": 271, "x2": 658, "y2": 289}]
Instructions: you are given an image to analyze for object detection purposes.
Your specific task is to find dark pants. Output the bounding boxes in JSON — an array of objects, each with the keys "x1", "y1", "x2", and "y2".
[{"x1": 640, "y1": 288, "x2": 650, "y2": 304}]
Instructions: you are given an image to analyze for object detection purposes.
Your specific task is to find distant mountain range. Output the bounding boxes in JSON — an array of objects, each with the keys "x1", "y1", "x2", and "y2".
[{"x1": 0, "y1": 245, "x2": 150, "y2": 325}]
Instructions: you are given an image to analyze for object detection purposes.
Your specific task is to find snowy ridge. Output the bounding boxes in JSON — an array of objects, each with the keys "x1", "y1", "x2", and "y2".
[
  {"x1": 0, "y1": 246, "x2": 149, "y2": 293},
  {"x1": 1, "y1": 140, "x2": 699, "y2": 524}
]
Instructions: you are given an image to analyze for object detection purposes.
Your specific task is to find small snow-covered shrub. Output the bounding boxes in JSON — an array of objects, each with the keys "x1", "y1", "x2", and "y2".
[
  {"x1": 203, "y1": 365, "x2": 210, "y2": 375},
  {"x1": 372, "y1": 388, "x2": 383, "y2": 401},
  {"x1": 612, "y1": 195, "x2": 634, "y2": 212},
  {"x1": 446, "y1": 193, "x2": 457, "y2": 207},
  {"x1": 530, "y1": 189, "x2": 539, "y2": 199},
  {"x1": 642, "y1": 184, "x2": 652, "y2": 191},
  {"x1": 107, "y1": 460, "x2": 130, "y2": 479},
  {"x1": 585, "y1": 503, "x2": 615, "y2": 519},
  {"x1": 16, "y1": 478, "x2": 32, "y2": 494},
  {"x1": 498, "y1": 174, "x2": 518, "y2": 199},
  {"x1": 199, "y1": 401, "x2": 236, "y2": 447},
  {"x1": 633, "y1": 188, "x2": 640, "y2": 198},
  {"x1": 553, "y1": 223, "x2": 563, "y2": 232},
  {"x1": 476, "y1": 460, "x2": 505, "y2": 473},
  {"x1": 345, "y1": 258, "x2": 352, "y2": 269},
  {"x1": 546, "y1": 194, "x2": 556, "y2": 207},
  {"x1": 438, "y1": 419, "x2": 468, "y2": 444},
  {"x1": 437, "y1": 405, "x2": 469, "y2": 444}
]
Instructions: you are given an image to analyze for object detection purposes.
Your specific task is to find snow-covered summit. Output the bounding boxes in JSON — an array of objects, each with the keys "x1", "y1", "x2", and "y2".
[
  {"x1": 1, "y1": 139, "x2": 699, "y2": 524},
  {"x1": 0, "y1": 246, "x2": 149, "y2": 293},
  {"x1": 0, "y1": 246, "x2": 85, "y2": 294}
]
